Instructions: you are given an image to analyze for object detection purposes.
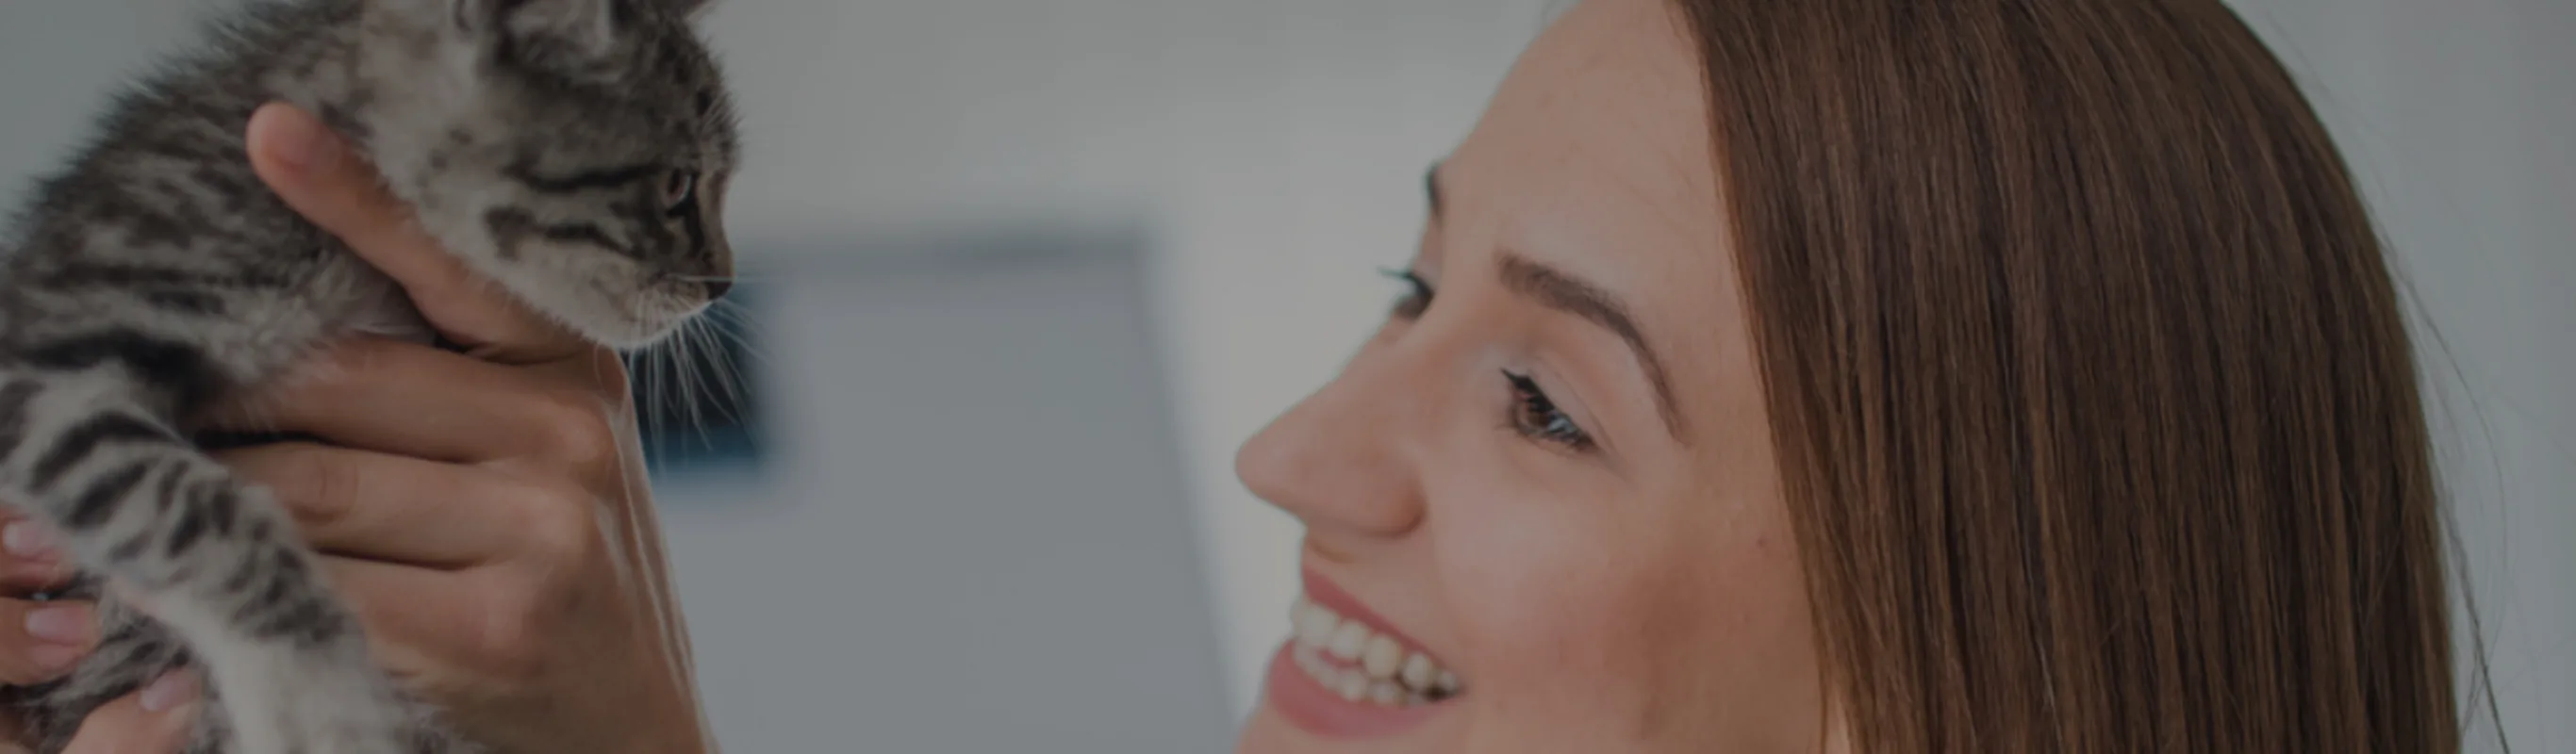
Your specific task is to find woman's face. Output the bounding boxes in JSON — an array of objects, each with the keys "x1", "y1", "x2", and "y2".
[{"x1": 1230, "y1": 0, "x2": 1829, "y2": 751}]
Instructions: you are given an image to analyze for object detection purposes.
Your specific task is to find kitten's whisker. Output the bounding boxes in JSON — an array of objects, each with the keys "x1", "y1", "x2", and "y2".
[
  {"x1": 700, "y1": 320, "x2": 732, "y2": 449},
  {"x1": 700, "y1": 303, "x2": 777, "y2": 369},
  {"x1": 693, "y1": 319, "x2": 732, "y2": 449},
  {"x1": 634, "y1": 295, "x2": 683, "y2": 466},
  {"x1": 652, "y1": 298, "x2": 687, "y2": 443},
  {"x1": 663, "y1": 315, "x2": 690, "y2": 446},
  {"x1": 645, "y1": 336, "x2": 672, "y2": 431},
  {"x1": 680, "y1": 302, "x2": 757, "y2": 430},
  {"x1": 699, "y1": 317, "x2": 750, "y2": 428},
  {"x1": 678, "y1": 313, "x2": 710, "y2": 449}
]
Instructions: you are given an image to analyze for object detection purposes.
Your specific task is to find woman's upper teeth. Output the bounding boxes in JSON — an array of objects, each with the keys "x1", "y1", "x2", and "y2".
[{"x1": 1292, "y1": 595, "x2": 1463, "y2": 699}]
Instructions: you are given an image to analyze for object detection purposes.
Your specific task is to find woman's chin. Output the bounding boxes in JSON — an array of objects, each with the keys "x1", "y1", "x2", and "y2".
[
  {"x1": 1238, "y1": 709, "x2": 1456, "y2": 754},
  {"x1": 1241, "y1": 707, "x2": 1395, "y2": 754},
  {"x1": 1235, "y1": 707, "x2": 1296, "y2": 754}
]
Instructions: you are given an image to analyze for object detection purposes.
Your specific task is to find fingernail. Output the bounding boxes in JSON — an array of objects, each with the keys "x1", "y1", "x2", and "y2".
[
  {"x1": 25, "y1": 604, "x2": 94, "y2": 645},
  {"x1": 272, "y1": 110, "x2": 339, "y2": 173},
  {"x1": 140, "y1": 670, "x2": 200, "y2": 713},
  {"x1": 3, "y1": 521, "x2": 56, "y2": 559}
]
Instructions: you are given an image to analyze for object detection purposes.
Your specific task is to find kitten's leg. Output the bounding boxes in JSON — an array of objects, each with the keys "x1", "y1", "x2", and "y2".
[{"x1": 0, "y1": 372, "x2": 409, "y2": 754}]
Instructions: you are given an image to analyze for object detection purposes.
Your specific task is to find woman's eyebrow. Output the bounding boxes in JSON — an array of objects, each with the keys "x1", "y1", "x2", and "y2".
[{"x1": 1496, "y1": 252, "x2": 1687, "y2": 443}]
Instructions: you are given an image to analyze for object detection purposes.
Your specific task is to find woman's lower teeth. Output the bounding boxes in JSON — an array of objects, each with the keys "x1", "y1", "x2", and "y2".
[{"x1": 1291, "y1": 596, "x2": 1462, "y2": 707}]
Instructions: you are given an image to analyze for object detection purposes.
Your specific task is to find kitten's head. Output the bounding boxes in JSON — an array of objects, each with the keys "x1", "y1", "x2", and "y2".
[{"x1": 396, "y1": 0, "x2": 741, "y2": 350}]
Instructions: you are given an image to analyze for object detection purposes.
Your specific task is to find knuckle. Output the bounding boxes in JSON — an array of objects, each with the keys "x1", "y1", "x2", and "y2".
[
  {"x1": 480, "y1": 485, "x2": 603, "y2": 680},
  {"x1": 236, "y1": 445, "x2": 351, "y2": 528},
  {"x1": 288, "y1": 447, "x2": 360, "y2": 528},
  {"x1": 514, "y1": 483, "x2": 602, "y2": 565},
  {"x1": 583, "y1": 351, "x2": 636, "y2": 404},
  {"x1": 525, "y1": 389, "x2": 619, "y2": 467}
]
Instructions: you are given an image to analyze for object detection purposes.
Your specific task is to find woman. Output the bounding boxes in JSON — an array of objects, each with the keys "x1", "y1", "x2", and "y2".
[{"x1": 3, "y1": 0, "x2": 2463, "y2": 750}]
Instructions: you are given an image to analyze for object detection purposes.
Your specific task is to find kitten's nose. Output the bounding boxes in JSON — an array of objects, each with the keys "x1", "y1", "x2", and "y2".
[{"x1": 702, "y1": 278, "x2": 733, "y2": 300}]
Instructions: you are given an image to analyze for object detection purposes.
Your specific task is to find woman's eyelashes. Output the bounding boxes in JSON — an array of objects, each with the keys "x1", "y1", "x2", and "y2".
[
  {"x1": 1503, "y1": 369, "x2": 1596, "y2": 451},
  {"x1": 1382, "y1": 267, "x2": 1435, "y2": 320},
  {"x1": 1376, "y1": 266, "x2": 1596, "y2": 452}
]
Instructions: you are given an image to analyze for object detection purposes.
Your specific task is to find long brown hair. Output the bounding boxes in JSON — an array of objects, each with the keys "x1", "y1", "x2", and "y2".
[{"x1": 1666, "y1": 1, "x2": 2460, "y2": 750}]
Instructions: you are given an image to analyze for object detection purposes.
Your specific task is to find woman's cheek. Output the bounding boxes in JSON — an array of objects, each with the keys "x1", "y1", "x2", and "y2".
[
  {"x1": 1432, "y1": 463, "x2": 1817, "y2": 744},
  {"x1": 1624, "y1": 484, "x2": 1825, "y2": 748},
  {"x1": 1437, "y1": 482, "x2": 1668, "y2": 707}
]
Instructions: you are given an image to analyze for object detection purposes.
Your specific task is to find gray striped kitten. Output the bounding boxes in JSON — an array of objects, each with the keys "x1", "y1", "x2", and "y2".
[{"x1": 0, "y1": 0, "x2": 737, "y2": 751}]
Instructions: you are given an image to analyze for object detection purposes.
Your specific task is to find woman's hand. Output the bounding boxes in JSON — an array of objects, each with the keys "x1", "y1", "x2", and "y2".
[
  {"x1": 188, "y1": 103, "x2": 712, "y2": 753},
  {"x1": 0, "y1": 512, "x2": 200, "y2": 754}
]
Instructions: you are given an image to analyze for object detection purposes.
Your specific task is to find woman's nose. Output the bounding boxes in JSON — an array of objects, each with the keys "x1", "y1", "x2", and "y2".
[{"x1": 1233, "y1": 351, "x2": 1428, "y2": 538}]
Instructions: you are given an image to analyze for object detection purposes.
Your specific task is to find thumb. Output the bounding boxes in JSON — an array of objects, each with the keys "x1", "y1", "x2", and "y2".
[
  {"x1": 240, "y1": 102, "x2": 589, "y2": 365},
  {"x1": 58, "y1": 671, "x2": 199, "y2": 754}
]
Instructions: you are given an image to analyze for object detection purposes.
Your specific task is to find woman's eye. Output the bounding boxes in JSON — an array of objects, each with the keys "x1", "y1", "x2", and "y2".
[
  {"x1": 1503, "y1": 369, "x2": 1594, "y2": 451},
  {"x1": 662, "y1": 170, "x2": 700, "y2": 215},
  {"x1": 1380, "y1": 267, "x2": 1434, "y2": 320}
]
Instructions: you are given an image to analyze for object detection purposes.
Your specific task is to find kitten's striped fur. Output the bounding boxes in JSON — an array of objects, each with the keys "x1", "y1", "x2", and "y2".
[{"x1": 0, "y1": 0, "x2": 738, "y2": 751}]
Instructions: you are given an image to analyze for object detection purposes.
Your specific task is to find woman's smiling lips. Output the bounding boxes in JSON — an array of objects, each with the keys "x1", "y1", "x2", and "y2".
[{"x1": 1262, "y1": 569, "x2": 1464, "y2": 739}]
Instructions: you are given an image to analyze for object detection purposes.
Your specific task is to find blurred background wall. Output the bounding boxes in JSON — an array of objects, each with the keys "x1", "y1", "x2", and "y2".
[{"x1": 1, "y1": 0, "x2": 2567, "y2": 751}]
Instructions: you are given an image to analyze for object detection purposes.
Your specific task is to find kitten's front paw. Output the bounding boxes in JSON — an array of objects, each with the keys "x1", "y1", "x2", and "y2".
[{"x1": 220, "y1": 652, "x2": 414, "y2": 754}]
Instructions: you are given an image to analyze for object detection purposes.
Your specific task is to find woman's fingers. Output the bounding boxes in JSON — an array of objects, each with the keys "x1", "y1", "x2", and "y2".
[
  {"x1": 200, "y1": 338, "x2": 614, "y2": 468},
  {"x1": 213, "y1": 442, "x2": 541, "y2": 567},
  {"x1": 56, "y1": 671, "x2": 199, "y2": 754},
  {"x1": 0, "y1": 514, "x2": 93, "y2": 688},
  {"x1": 318, "y1": 557, "x2": 509, "y2": 699},
  {"x1": 0, "y1": 597, "x2": 95, "y2": 686},
  {"x1": 241, "y1": 103, "x2": 588, "y2": 365},
  {"x1": 0, "y1": 514, "x2": 74, "y2": 592}
]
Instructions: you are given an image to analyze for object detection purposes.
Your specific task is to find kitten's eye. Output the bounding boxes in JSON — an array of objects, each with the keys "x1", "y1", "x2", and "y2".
[
  {"x1": 1379, "y1": 267, "x2": 1434, "y2": 320},
  {"x1": 661, "y1": 169, "x2": 699, "y2": 216},
  {"x1": 1504, "y1": 369, "x2": 1594, "y2": 451}
]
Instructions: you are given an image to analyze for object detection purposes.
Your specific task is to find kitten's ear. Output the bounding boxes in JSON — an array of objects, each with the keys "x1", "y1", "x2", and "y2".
[
  {"x1": 453, "y1": 0, "x2": 630, "y2": 76},
  {"x1": 669, "y1": 0, "x2": 711, "y2": 18}
]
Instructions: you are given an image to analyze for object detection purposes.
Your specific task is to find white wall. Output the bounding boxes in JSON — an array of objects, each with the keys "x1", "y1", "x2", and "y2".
[
  {"x1": 0, "y1": 0, "x2": 228, "y2": 194},
  {"x1": 655, "y1": 243, "x2": 1234, "y2": 752},
  {"x1": 1122, "y1": 3, "x2": 1546, "y2": 715},
  {"x1": 697, "y1": 0, "x2": 1547, "y2": 713},
  {"x1": 689, "y1": 0, "x2": 1554, "y2": 715}
]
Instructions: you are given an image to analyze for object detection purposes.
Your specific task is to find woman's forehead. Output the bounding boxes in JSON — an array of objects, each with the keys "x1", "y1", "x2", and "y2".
[
  {"x1": 1445, "y1": 0, "x2": 1754, "y2": 434},
  {"x1": 1450, "y1": 0, "x2": 1722, "y2": 280}
]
